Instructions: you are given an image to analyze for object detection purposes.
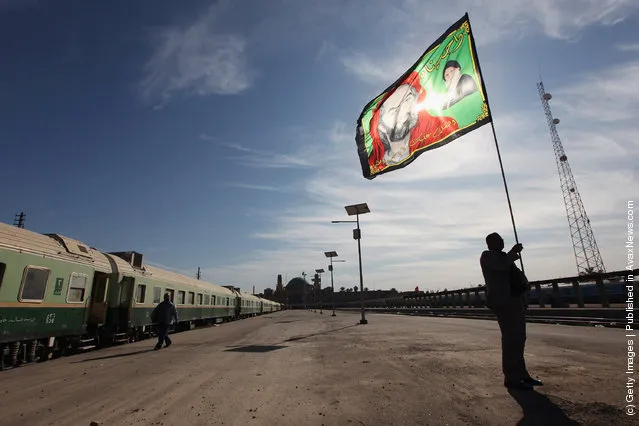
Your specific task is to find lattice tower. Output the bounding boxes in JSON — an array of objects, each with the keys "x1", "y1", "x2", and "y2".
[{"x1": 537, "y1": 81, "x2": 606, "y2": 275}]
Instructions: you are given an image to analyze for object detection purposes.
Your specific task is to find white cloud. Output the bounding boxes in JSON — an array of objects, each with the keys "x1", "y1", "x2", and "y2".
[
  {"x1": 616, "y1": 43, "x2": 639, "y2": 52},
  {"x1": 224, "y1": 183, "x2": 282, "y2": 192},
  {"x1": 204, "y1": 59, "x2": 637, "y2": 294},
  {"x1": 140, "y1": 1, "x2": 252, "y2": 106},
  {"x1": 334, "y1": 0, "x2": 639, "y2": 85},
  {"x1": 551, "y1": 60, "x2": 639, "y2": 123},
  {"x1": 200, "y1": 133, "x2": 314, "y2": 168}
]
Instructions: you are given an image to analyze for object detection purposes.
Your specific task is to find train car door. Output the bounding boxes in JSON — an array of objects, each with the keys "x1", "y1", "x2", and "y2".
[
  {"x1": 234, "y1": 296, "x2": 241, "y2": 317},
  {"x1": 260, "y1": 301, "x2": 263, "y2": 313},
  {"x1": 117, "y1": 277, "x2": 134, "y2": 328},
  {"x1": 88, "y1": 272, "x2": 109, "y2": 326}
]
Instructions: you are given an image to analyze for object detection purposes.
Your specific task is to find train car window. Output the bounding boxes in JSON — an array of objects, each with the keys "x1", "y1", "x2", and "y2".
[
  {"x1": 177, "y1": 290, "x2": 185, "y2": 305},
  {"x1": 212, "y1": 295, "x2": 216, "y2": 305},
  {"x1": 67, "y1": 273, "x2": 88, "y2": 303},
  {"x1": 165, "y1": 288, "x2": 175, "y2": 302},
  {"x1": 203, "y1": 294, "x2": 210, "y2": 305},
  {"x1": 0, "y1": 263, "x2": 5, "y2": 289},
  {"x1": 153, "y1": 286, "x2": 162, "y2": 303},
  {"x1": 19, "y1": 266, "x2": 50, "y2": 302},
  {"x1": 135, "y1": 284, "x2": 147, "y2": 304},
  {"x1": 188, "y1": 292, "x2": 195, "y2": 305},
  {"x1": 197, "y1": 293, "x2": 202, "y2": 305}
]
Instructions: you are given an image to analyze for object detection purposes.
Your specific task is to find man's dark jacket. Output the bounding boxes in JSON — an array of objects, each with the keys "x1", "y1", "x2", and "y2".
[{"x1": 151, "y1": 300, "x2": 179, "y2": 325}]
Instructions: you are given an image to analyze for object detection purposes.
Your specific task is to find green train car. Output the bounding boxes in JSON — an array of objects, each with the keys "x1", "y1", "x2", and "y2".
[{"x1": 0, "y1": 222, "x2": 281, "y2": 369}]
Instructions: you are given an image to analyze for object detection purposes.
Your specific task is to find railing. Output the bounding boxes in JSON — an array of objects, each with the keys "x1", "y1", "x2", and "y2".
[{"x1": 327, "y1": 269, "x2": 636, "y2": 309}]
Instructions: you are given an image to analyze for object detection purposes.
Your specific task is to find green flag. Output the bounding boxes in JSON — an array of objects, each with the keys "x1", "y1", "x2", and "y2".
[{"x1": 355, "y1": 13, "x2": 491, "y2": 180}]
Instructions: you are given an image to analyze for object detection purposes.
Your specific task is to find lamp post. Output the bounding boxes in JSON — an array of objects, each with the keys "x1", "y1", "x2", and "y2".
[
  {"x1": 332, "y1": 202, "x2": 370, "y2": 325},
  {"x1": 301, "y1": 271, "x2": 307, "y2": 309},
  {"x1": 324, "y1": 251, "x2": 343, "y2": 316},
  {"x1": 315, "y1": 268, "x2": 324, "y2": 314}
]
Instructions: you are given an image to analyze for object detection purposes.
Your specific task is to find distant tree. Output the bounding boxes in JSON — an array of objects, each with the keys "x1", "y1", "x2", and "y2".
[
  {"x1": 353, "y1": 286, "x2": 358, "y2": 292},
  {"x1": 346, "y1": 288, "x2": 353, "y2": 293},
  {"x1": 390, "y1": 288, "x2": 397, "y2": 293},
  {"x1": 363, "y1": 287, "x2": 368, "y2": 292},
  {"x1": 340, "y1": 287, "x2": 345, "y2": 292}
]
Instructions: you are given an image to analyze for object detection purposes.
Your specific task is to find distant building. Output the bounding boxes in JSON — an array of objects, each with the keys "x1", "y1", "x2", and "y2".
[{"x1": 285, "y1": 277, "x2": 314, "y2": 307}]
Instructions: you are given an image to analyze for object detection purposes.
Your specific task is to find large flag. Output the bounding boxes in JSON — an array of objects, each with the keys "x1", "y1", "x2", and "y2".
[{"x1": 355, "y1": 13, "x2": 491, "y2": 180}]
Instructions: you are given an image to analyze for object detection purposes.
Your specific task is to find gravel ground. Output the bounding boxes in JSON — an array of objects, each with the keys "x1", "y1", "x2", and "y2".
[{"x1": 0, "y1": 310, "x2": 631, "y2": 426}]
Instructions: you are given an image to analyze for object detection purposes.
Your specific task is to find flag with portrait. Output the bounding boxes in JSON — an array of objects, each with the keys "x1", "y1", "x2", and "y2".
[{"x1": 355, "y1": 13, "x2": 492, "y2": 180}]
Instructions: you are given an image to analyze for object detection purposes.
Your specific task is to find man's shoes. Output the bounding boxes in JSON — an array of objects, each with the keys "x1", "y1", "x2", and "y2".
[
  {"x1": 504, "y1": 379, "x2": 534, "y2": 390},
  {"x1": 165, "y1": 341, "x2": 172, "y2": 348},
  {"x1": 154, "y1": 345, "x2": 162, "y2": 350},
  {"x1": 523, "y1": 377, "x2": 543, "y2": 386}
]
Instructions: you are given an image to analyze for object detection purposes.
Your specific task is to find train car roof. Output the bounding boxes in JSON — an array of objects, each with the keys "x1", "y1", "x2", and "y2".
[
  {"x1": 0, "y1": 222, "x2": 113, "y2": 273},
  {"x1": 0, "y1": 222, "x2": 252, "y2": 296},
  {"x1": 140, "y1": 264, "x2": 234, "y2": 295},
  {"x1": 238, "y1": 290, "x2": 261, "y2": 301}
]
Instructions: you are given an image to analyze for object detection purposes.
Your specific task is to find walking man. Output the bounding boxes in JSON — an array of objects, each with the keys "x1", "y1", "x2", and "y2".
[
  {"x1": 151, "y1": 293, "x2": 179, "y2": 350},
  {"x1": 480, "y1": 232, "x2": 543, "y2": 390}
]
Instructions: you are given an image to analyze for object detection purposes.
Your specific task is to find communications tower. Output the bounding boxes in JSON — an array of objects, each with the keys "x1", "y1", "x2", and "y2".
[{"x1": 537, "y1": 81, "x2": 606, "y2": 275}]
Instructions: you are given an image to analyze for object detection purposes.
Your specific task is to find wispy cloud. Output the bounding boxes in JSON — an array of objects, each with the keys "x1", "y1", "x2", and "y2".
[
  {"x1": 616, "y1": 42, "x2": 639, "y2": 52},
  {"x1": 225, "y1": 183, "x2": 281, "y2": 192},
  {"x1": 333, "y1": 0, "x2": 639, "y2": 85},
  {"x1": 200, "y1": 133, "x2": 313, "y2": 168},
  {"x1": 140, "y1": 0, "x2": 253, "y2": 107},
  {"x1": 552, "y1": 59, "x2": 639, "y2": 123}
]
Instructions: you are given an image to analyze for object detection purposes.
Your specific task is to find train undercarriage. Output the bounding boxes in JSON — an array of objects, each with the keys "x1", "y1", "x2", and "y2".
[{"x1": 0, "y1": 312, "x2": 262, "y2": 371}]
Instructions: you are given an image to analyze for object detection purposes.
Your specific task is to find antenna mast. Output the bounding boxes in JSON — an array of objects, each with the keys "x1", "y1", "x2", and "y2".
[
  {"x1": 537, "y1": 81, "x2": 605, "y2": 275},
  {"x1": 13, "y1": 211, "x2": 25, "y2": 228}
]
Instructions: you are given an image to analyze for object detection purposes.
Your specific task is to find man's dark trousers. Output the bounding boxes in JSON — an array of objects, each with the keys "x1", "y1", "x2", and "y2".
[
  {"x1": 156, "y1": 323, "x2": 172, "y2": 349},
  {"x1": 492, "y1": 299, "x2": 528, "y2": 382}
]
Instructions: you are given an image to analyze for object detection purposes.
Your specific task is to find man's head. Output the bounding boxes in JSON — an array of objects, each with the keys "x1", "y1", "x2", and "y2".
[
  {"x1": 164, "y1": 293, "x2": 171, "y2": 302},
  {"x1": 443, "y1": 61, "x2": 462, "y2": 89},
  {"x1": 377, "y1": 83, "x2": 419, "y2": 151},
  {"x1": 486, "y1": 232, "x2": 504, "y2": 251}
]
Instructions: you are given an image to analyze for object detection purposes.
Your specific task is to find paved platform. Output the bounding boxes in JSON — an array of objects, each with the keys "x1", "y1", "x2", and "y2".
[{"x1": 0, "y1": 310, "x2": 631, "y2": 425}]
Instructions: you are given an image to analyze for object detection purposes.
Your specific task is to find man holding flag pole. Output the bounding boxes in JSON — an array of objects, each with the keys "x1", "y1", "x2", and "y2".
[{"x1": 354, "y1": 12, "x2": 540, "y2": 391}]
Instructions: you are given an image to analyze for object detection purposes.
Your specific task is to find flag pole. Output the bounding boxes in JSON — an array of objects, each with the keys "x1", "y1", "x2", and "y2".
[
  {"x1": 466, "y1": 13, "x2": 525, "y2": 273},
  {"x1": 489, "y1": 120, "x2": 525, "y2": 273}
]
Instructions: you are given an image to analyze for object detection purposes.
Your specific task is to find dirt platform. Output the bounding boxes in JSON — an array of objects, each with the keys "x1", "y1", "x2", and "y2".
[{"x1": 0, "y1": 310, "x2": 631, "y2": 425}]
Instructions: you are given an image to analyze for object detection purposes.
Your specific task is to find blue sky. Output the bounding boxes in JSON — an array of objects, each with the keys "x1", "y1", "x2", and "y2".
[{"x1": 1, "y1": 0, "x2": 638, "y2": 293}]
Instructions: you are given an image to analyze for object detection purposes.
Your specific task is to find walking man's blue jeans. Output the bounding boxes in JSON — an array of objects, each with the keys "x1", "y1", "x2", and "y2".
[{"x1": 156, "y1": 324, "x2": 172, "y2": 349}]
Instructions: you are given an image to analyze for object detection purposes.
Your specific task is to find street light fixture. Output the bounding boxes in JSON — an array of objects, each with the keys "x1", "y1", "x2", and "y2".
[
  {"x1": 331, "y1": 202, "x2": 370, "y2": 325},
  {"x1": 315, "y1": 268, "x2": 325, "y2": 314}
]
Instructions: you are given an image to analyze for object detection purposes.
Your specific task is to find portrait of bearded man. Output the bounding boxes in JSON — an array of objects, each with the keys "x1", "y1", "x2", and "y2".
[
  {"x1": 442, "y1": 60, "x2": 478, "y2": 110},
  {"x1": 368, "y1": 71, "x2": 459, "y2": 169}
]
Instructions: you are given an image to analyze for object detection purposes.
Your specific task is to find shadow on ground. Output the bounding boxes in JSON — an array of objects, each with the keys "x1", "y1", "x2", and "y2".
[
  {"x1": 224, "y1": 345, "x2": 288, "y2": 353},
  {"x1": 281, "y1": 324, "x2": 358, "y2": 343},
  {"x1": 71, "y1": 349, "x2": 155, "y2": 363},
  {"x1": 508, "y1": 389, "x2": 580, "y2": 426}
]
